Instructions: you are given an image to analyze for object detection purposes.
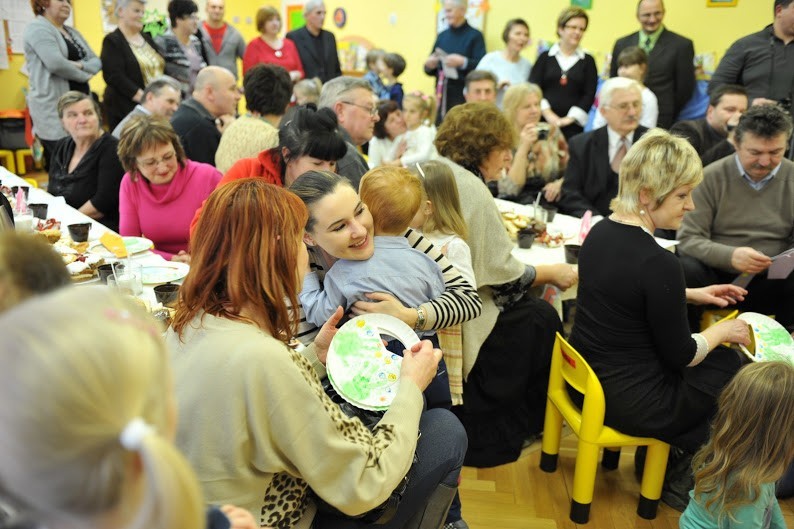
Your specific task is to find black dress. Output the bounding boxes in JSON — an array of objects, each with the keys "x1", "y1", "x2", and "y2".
[
  {"x1": 48, "y1": 133, "x2": 125, "y2": 232},
  {"x1": 568, "y1": 219, "x2": 743, "y2": 452}
]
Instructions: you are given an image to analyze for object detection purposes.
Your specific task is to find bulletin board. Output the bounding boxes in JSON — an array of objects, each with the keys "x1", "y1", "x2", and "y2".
[{"x1": 285, "y1": 3, "x2": 306, "y2": 32}]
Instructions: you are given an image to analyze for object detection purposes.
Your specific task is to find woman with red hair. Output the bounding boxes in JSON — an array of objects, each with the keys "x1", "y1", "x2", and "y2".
[{"x1": 167, "y1": 178, "x2": 467, "y2": 528}]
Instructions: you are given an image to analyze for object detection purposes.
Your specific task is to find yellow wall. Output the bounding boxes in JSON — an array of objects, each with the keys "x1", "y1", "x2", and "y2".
[{"x1": 0, "y1": 0, "x2": 770, "y2": 111}]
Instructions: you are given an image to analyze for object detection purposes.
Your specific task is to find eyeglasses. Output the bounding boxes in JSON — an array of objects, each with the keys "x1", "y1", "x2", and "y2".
[
  {"x1": 606, "y1": 101, "x2": 642, "y2": 112},
  {"x1": 638, "y1": 11, "x2": 664, "y2": 19},
  {"x1": 341, "y1": 101, "x2": 378, "y2": 116},
  {"x1": 137, "y1": 150, "x2": 177, "y2": 170}
]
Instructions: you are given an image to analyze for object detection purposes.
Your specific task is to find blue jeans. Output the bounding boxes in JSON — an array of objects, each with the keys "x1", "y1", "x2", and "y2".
[{"x1": 314, "y1": 408, "x2": 467, "y2": 528}]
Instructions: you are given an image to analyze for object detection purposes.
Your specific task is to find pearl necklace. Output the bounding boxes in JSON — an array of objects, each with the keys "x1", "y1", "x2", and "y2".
[{"x1": 609, "y1": 214, "x2": 654, "y2": 236}]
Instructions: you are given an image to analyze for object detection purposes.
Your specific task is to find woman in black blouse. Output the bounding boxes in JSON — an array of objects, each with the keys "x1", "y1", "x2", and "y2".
[
  {"x1": 48, "y1": 92, "x2": 125, "y2": 231},
  {"x1": 529, "y1": 7, "x2": 597, "y2": 141},
  {"x1": 568, "y1": 129, "x2": 750, "y2": 510}
]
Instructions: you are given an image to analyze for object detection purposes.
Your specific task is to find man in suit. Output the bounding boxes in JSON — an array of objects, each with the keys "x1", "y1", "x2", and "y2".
[
  {"x1": 170, "y1": 66, "x2": 240, "y2": 166},
  {"x1": 285, "y1": 0, "x2": 342, "y2": 83},
  {"x1": 318, "y1": 76, "x2": 377, "y2": 189},
  {"x1": 112, "y1": 76, "x2": 182, "y2": 138},
  {"x1": 670, "y1": 84, "x2": 748, "y2": 165},
  {"x1": 423, "y1": 0, "x2": 486, "y2": 123},
  {"x1": 610, "y1": 0, "x2": 695, "y2": 129},
  {"x1": 678, "y1": 104, "x2": 794, "y2": 331},
  {"x1": 558, "y1": 77, "x2": 648, "y2": 218}
]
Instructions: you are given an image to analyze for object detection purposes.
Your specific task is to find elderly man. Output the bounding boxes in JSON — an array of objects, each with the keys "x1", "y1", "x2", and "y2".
[
  {"x1": 670, "y1": 84, "x2": 748, "y2": 165},
  {"x1": 285, "y1": 0, "x2": 341, "y2": 83},
  {"x1": 112, "y1": 76, "x2": 182, "y2": 138},
  {"x1": 317, "y1": 76, "x2": 376, "y2": 189},
  {"x1": 710, "y1": 0, "x2": 794, "y2": 107},
  {"x1": 610, "y1": 0, "x2": 694, "y2": 129},
  {"x1": 558, "y1": 77, "x2": 649, "y2": 217},
  {"x1": 678, "y1": 105, "x2": 794, "y2": 331},
  {"x1": 463, "y1": 70, "x2": 497, "y2": 104},
  {"x1": 170, "y1": 66, "x2": 241, "y2": 166},
  {"x1": 199, "y1": 0, "x2": 245, "y2": 79},
  {"x1": 424, "y1": 0, "x2": 486, "y2": 123}
]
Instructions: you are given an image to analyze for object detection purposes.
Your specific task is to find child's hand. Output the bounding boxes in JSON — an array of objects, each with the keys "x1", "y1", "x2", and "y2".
[{"x1": 220, "y1": 505, "x2": 259, "y2": 529}]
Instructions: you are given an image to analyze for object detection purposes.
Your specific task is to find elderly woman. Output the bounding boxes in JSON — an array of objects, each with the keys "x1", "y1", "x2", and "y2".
[
  {"x1": 529, "y1": 7, "x2": 597, "y2": 140},
  {"x1": 214, "y1": 64, "x2": 292, "y2": 173},
  {"x1": 243, "y1": 6, "x2": 304, "y2": 81},
  {"x1": 48, "y1": 92, "x2": 125, "y2": 231},
  {"x1": 155, "y1": 0, "x2": 207, "y2": 95},
  {"x1": 567, "y1": 129, "x2": 750, "y2": 510},
  {"x1": 23, "y1": 0, "x2": 101, "y2": 163},
  {"x1": 500, "y1": 82, "x2": 568, "y2": 204},
  {"x1": 101, "y1": 0, "x2": 165, "y2": 130},
  {"x1": 431, "y1": 101, "x2": 577, "y2": 467},
  {"x1": 367, "y1": 100, "x2": 407, "y2": 168},
  {"x1": 117, "y1": 115, "x2": 221, "y2": 262},
  {"x1": 168, "y1": 178, "x2": 466, "y2": 529},
  {"x1": 475, "y1": 18, "x2": 532, "y2": 107}
]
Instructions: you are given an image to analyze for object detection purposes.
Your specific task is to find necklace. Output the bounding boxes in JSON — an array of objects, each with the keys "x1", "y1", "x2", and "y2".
[{"x1": 609, "y1": 214, "x2": 653, "y2": 235}]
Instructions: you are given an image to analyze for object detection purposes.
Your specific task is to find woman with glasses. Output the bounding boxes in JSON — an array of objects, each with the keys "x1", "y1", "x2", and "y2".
[
  {"x1": 529, "y1": 7, "x2": 597, "y2": 140},
  {"x1": 117, "y1": 115, "x2": 221, "y2": 263},
  {"x1": 156, "y1": 0, "x2": 207, "y2": 95}
]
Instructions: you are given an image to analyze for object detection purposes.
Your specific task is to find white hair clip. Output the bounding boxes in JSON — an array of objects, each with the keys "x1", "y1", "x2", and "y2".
[
  {"x1": 119, "y1": 418, "x2": 154, "y2": 451},
  {"x1": 415, "y1": 163, "x2": 426, "y2": 179}
]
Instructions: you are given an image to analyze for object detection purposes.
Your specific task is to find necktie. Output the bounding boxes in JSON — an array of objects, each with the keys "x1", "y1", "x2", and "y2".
[
  {"x1": 644, "y1": 36, "x2": 652, "y2": 52},
  {"x1": 611, "y1": 138, "x2": 628, "y2": 173}
]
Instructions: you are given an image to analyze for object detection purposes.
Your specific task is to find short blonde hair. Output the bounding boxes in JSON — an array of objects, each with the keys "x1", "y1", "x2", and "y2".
[
  {"x1": 117, "y1": 115, "x2": 186, "y2": 181},
  {"x1": 611, "y1": 129, "x2": 703, "y2": 215},
  {"x1": 502, "y1": 82, "x2": 543, "y2": 135},
  {"x1": 0, "y1": 287, "x2": 204, "y2": 529},
  {"x1": 359, "y1": 166, "x2": 422, "y2": 234}
]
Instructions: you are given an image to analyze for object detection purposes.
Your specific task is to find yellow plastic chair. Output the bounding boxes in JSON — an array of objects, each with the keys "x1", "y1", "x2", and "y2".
[
  {"x1": 14, "y1": 148, "x2": 38, "y2": 175},
  {"x1": 539, "y1": 333, "x2": 670, "y2": 524},
  {"x1": 0, "y1": 150, "x2": 14, "y2": 173},
  {"x1": 23, "y1": 177, "x2": 38, "y2": 188}
]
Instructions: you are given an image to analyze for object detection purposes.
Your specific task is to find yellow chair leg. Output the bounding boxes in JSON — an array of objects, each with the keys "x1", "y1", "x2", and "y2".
[
  {"x1": 570, "y1": 440, "x2": 600, "y2": 523},
  {"x1": 637, "y1": 442, "x2": 670, "y2": 519},
  {"x1": 15, "y1": 149, "x2": 31, "y2": 175},
  {"x1": 23, "y1": 177, "x2": 38, "y2": 188},
  {"x1": 540, "y1": 400, "x2": 563, "y2": 472},
  {"x1": 0, "y1": 150, "x2": 14, "y2": 174}
]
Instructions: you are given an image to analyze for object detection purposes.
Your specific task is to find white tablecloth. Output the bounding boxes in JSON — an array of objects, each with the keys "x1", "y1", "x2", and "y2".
[{"x1": 1, "y1": 167, "x2": 178, "y2": 306}]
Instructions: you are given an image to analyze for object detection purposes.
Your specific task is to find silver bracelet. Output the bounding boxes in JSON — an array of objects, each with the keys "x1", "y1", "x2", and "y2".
[{"x1": 688, "y1": 333, "x2": 710, "y2": 367}]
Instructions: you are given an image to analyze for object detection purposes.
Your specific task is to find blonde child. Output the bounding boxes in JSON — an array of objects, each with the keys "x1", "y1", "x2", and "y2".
[
  {"x1": 292, "y1": 77, "x2": 322, "y2": 106},
  {"x1": 0, "y1": 287, "x2": 257, "y2": 529},
  {"x1": 679, "y1": 361, "x2": 794, "y2": 529},
  {"x1": 391, "y1": 91, "x2": 439, "y2": 167},
  {"x1": 410, "y1": 160, "x2": 475, "y2": 407}
]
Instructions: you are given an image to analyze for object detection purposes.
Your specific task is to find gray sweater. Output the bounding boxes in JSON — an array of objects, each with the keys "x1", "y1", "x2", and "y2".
[
  {"x1": 678, "y1": 155, "x2": 794, "y2": 272},
  {"x1": 23, "y1": 17, "x2": 101, "y2": 141},
  {"x1": 199, "y1": 22, "x2": 245, "y2": 79}
]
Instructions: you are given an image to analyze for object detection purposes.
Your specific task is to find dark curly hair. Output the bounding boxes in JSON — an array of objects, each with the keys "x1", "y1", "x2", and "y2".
[
  {"x1": 434, "y1": 102, "x2": 515, "y2": 169},
  {"x1": 167, "y1": 0, "x2": 198, "y2": 27},
  {"x1": 734, "y1": 103, "x2": 793, "y2": 145},
  {"x1": 243, "y1": 64, "x2": 292, "y2": 116}
]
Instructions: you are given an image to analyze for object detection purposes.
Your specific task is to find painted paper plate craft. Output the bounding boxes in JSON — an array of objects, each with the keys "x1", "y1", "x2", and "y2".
[
  {"x1": 326, "y1": 314, "x2": 420, "y2": 411},
  {"x1": 737, "y1": 312, "x2": 794, "y2": 365}
]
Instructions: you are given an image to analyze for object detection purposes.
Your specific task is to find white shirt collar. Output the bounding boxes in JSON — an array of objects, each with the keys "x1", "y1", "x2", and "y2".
[
  {"x1": 734, "y1": 154, "x2": 781, "y2": 190},
  {"x1": 606, "y1": 126, "x2": 634, "y2": 148},
  {"x1": 548, "y1": 43, "x2": 586, "y2": 60}
]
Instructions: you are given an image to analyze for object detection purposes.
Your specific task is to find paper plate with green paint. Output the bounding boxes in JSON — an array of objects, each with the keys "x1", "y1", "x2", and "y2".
[
  {"x1": 326, "y1": 314, "x2": 421, "y2": 411},
  {"x1": 737, "y1": 312, "x2": 794, "y2": 365}
]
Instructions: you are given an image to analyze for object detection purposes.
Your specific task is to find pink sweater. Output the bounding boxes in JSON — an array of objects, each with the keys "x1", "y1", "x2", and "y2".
[{"x1": 119, "y1": 160, "x2": 222, "y2": 259}]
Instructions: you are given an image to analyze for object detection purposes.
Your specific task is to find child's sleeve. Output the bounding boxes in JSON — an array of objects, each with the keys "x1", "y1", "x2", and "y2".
[
  {"x1": 444, "y1": 238, "x2": 476, "y2": 290},
  {"x1": 298, "y1": 271, "x2": 348, "y2": 328}
]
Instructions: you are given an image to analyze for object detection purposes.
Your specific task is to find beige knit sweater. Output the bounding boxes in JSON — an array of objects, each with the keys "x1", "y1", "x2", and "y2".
[
  {"x1": 214, "y1": 115, "x2": 279, "y2": 174},
  {"x1": 438, "y1": 158, "x2": 528, "y2": 379},
  {"x1": 167, "y1": 313, "x2": 423, "y2": 528}
]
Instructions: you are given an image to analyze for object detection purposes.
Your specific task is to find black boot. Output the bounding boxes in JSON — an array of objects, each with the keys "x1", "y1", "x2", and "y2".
[{"x1": 660, "y1": 447, "x2": 694, "y2": 512}]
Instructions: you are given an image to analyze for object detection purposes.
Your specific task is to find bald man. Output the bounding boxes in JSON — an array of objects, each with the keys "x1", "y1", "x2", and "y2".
[{"x1": 171, "y1": 66, "x2": 241, "y2": 165}]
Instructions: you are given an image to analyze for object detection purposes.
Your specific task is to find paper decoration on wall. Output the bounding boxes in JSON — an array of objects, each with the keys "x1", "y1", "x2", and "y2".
[
  {"x1": 333, "y1": 8, "x2": 346, "y2": 28},
  {"x1": 142, "y1": 9, "x2": 168, "y2": 38},
  {"x1": 435, "y1": 0, "x2": 488, "y2": 33},
  {"x1": 285, "y1": 3, "x2": 305, "y2": 32},
  {"x1": 706, "y1": 0, "x2": 738, "y2": 6},
  {"x1": 571, "y1": 0, "x2": 593, "y2": 8}
]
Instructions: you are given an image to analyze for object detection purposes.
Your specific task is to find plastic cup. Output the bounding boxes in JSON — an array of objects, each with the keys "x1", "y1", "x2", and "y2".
[
  {"x1": 543, "y1": 206, "x2": 558, "y2": 223},
  {"x1": 28, "y1": 203, "x2": 48, "y2": 219},
  {"x1": 564, "y1": 244, "x2": 582, "y2": 264},
  {"x1": 518, "y1": 229, "x2": 536, "y2": 249},
  {"x1": 97, "y1": 263, "x2": 115, "y2": 284},
  {"x1": 154, "y1": 283, "x2": 180, "y2": 308},
  {"x1": 67, "y1": 222, "x2": 92, "y2": 242}
]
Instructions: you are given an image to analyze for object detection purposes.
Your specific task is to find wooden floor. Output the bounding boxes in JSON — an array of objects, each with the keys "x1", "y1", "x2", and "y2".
[{"x1": 459, "y1": 435, "x2": 794, "y2": 529}]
